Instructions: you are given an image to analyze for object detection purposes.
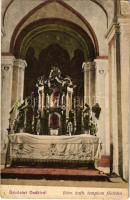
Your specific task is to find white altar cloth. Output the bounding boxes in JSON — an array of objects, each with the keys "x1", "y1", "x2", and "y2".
[{"x1": 7, "y1": 133, "x2": 102, "y2": 164}]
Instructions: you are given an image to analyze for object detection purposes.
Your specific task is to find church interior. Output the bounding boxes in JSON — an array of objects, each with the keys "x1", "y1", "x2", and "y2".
[{"x1": 1, "y1": 0, "x2": 130, "y2": 183}]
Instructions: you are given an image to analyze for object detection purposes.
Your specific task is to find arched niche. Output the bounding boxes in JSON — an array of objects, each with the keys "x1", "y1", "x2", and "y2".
[
  {"x1": 10, "y1": 0, "x2": 99, "y2": 56},
  {"x1": 9, "y1": 0, "x2": 99, "y2": 105}
]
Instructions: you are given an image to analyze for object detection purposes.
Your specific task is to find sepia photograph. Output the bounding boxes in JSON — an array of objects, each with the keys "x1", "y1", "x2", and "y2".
[{"x1": 0, "y1": 0, "x2": 129, "y2": 199}]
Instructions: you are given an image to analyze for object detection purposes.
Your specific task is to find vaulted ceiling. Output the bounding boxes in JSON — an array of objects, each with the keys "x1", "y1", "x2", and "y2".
[{"x1": 2, "y1": 0, "x2": 115, "y2": 27}]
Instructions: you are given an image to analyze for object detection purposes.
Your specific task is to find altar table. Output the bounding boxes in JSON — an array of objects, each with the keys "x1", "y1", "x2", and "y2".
[{"x1": 6, "y1": 133, "x2": 102, "y2": 165}]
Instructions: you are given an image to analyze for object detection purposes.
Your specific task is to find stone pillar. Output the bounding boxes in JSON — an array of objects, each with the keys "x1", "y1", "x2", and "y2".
[
  {"x1": 89, "y1": 62, "x2": 95, "y2": 106},
  {"x1": 12, "y1": 59, "x2": 27, "y2": 104},
  {"x1": 94, "y1": 58, "x2": 109, "y2": 156},
  {"x1": 119, "y1": 18, "x2": 130, "y2": 181},
  {"x1": 82, "y1": 62, "x2": 89, "y2": 104},
  {"x1": 1, "y1": 55, "x2": 14, "y2": 165},
  {"x1": 106, "y1": 17, "x2": 130, "y2": 180},
  {"x1": 106, "y1": 24, "x2": 120, "y2": 176},
  {"x1": 82, "y1": 62, "x2": 95, "y2": 105}
]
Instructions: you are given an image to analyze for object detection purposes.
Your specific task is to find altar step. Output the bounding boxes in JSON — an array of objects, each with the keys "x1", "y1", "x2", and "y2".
[
  {"x1": 1, "y1": 167, "x2": 109, "y2": 181},
  {"x1": 10, "y1": 160, "x2": 95, "y2": 169}
]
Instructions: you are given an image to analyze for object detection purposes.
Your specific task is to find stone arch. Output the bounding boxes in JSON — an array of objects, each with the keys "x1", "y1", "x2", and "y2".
[
  {"x1": 12, "y1": 18, "x2": 96, "y2": 60},
  {"x1": 9, "y1": 0, "x2": 100, "y2": 100},
  {"x1": 2, "y1": 0, "x2": 15, "y2": 26},
  {"x1": 10, "y1": 0, "x2": 99, "y2": 56},
  {"x1": 90, "y1": 0, "x2": 108, "y2": 27},
  {"x1": 13, "y1": 18, "x2": 96, "y2": 98},
  {"x1": 3, "y1": 0, "x2": 109, "y2": 28}
]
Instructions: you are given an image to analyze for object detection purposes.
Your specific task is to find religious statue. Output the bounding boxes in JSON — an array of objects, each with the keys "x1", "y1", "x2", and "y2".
[
  {"x1": 63, "y1": 76, "x2": 72, "y2": 86},
  {"x1": 22, "y1": 97, "x2": 33, "y2": 133},
  {"x1": 92, "y1": 103, "x2": 101, "y2": 120},
  {"x1": 82, "y1": 103, "x2": 101, "y2": 135},
  {"x1": 89, "y1": 117, "x2": 97, "y2": 136},
  {"x1": 66, "y1": 109, "x2": 75, "y2": 135},
  {"x1": 67, "y1": 121, "x2": 73, "y2": 136},
  {"x1": 68, "y1": 109, "x2": 74, "y2": 124},
  {"x1": 9, "y1": 99, "x2": 24, "y2": 133},
  {"x1": 13, "y1": 103, "x2": 25, "y2": 133},
  {"x1": 89, "y1": 103, "x2": 101, "y2": 136},
  {"x1": 36, "y1": 75, "x2": 45, "y2": 87},
  {"x1": 36, "y1": 111, "x2": 42, "y2": 135},
  {"x1": 9, "y1": 99, "x2": 22, "y2": 114},
  {"x1": 83, "y1": 103, "x2": 90, "y2": 133},
  {"x1": 49, "y1": 66, "x2": 62, "y2": 83}
]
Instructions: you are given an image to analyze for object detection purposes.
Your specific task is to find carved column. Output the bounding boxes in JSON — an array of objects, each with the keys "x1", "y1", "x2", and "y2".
[
  {"x1": 10, "y1": 59, "x2": 27, "y2": 125},
  {"x1": 106, "y1": 16, "x2": 130, "y2": 180},
  {"x1": 82, "y1": 62, "x2": 95, "y2": 105},
  {"x1": 1, "y1": 55, "x2": 14, "y2": 165},
  {"x1": 82, "y1": 62, "x2": 89, "y2": 104},
  {"x1": 118, "y1": 18, "x2": 130, "y2": 180},
  {"x1": 106, "y1": 23, "x2": 120, "y2": 176},
  {"x1": 12, "y1": 59, "x2": 27, "y2": 104},
  {"x1": 89, "y1": 62, "x2": 95, "y2": 106}
]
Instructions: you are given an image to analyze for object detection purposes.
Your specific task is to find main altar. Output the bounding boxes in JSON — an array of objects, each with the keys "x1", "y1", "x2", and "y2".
[{"x1": 7, "y1": 67, "x2": 102, "y2": 166}]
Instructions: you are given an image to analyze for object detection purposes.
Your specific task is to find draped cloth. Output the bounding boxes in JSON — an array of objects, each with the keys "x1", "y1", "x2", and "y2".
[{"x1": 7, "y1": 133, "x2": 102, "y2": 165}]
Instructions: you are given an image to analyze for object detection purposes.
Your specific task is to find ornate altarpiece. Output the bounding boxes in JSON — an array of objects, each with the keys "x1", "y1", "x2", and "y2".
[
  {"x1": 9, "y1": 66, "x2": 101, "y2": 137},
  {"x1": 7, "y1": 67, "x2": 102, "y2": 166}
]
